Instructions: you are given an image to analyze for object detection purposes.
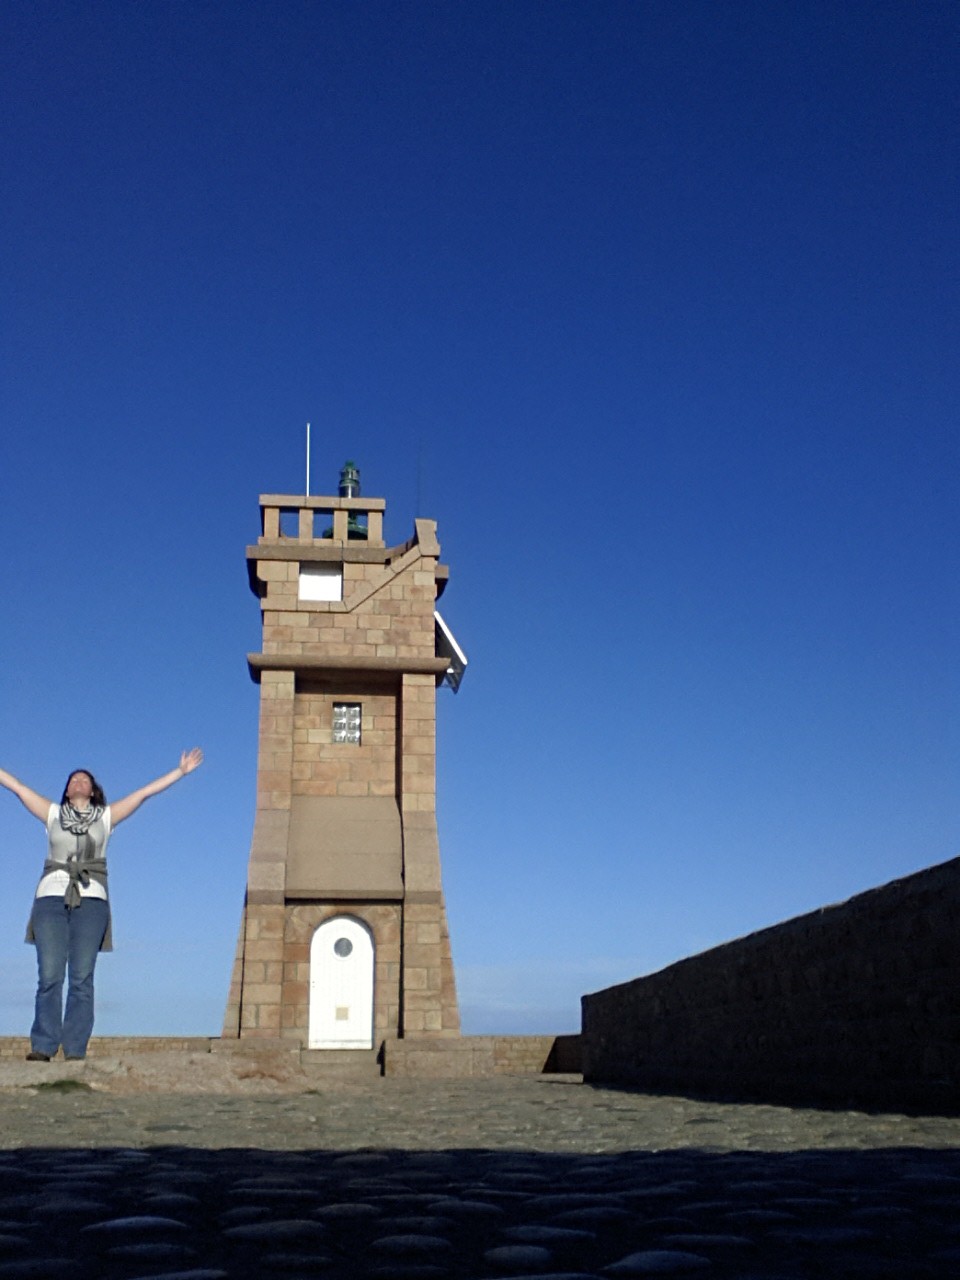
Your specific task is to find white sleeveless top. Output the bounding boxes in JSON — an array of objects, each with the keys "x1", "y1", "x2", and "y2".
[{"x1": 35, "y1": 803, "x2": 112, "y2": 900}]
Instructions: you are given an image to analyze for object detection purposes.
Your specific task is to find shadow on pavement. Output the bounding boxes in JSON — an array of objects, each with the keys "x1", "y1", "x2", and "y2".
[{"x1": 0, "y1": 1143, "x2": 957, "y2": 1278}]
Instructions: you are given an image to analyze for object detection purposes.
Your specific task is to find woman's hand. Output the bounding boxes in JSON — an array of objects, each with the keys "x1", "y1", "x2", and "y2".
[
  {"x1": 112, "y1": 748, "x2": 205, "y2": 826},
  {"x1": 179, "y1": 748, "x2": 204, "y2": 776}
]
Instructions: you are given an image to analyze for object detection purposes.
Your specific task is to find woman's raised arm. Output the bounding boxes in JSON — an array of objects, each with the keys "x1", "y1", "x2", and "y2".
[
  {"x1": 110, "y1": 748, "x2": 204, "y2": 827},
  {"x1": 0, "y1": 769, "x2": 53, "y2": 823}
]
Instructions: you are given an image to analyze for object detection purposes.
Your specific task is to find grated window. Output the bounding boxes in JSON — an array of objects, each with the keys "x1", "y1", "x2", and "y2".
[{"x1": 332, "y1": 703, "x2": 361, "y2": 745}]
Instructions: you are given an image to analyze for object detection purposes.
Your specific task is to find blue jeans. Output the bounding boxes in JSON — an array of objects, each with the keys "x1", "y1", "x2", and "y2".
[{"x1": 29, "y1": 896, "x2": 109, "y2": 1058}]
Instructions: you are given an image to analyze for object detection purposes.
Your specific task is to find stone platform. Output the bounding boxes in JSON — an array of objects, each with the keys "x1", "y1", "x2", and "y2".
[
  {"x1": 0, "y1": 1043, "x2": 958, "y2": 1277},
  {"x1": 0, "y1": 1033, "x2": 583, "y2": 1082}
]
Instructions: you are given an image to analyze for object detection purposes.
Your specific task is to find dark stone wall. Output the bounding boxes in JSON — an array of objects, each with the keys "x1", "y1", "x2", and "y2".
[{"x1": 581, "y1": 856, "x2": 960, "y2": 1113}]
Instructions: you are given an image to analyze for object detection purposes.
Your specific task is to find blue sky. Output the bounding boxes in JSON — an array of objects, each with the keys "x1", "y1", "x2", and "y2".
[{"x1": 0, "y1": 1, "x2": 956, "y2": 1037}]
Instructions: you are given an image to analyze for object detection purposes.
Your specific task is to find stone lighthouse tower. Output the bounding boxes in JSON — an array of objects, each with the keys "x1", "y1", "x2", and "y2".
[{"x1": 223, "y1": 463, "x2": 465, "y2": 1049}]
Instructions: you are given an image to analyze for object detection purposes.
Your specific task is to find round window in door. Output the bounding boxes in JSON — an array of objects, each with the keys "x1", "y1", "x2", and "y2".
[{"x1": 308, "y1": 916, "x2": 374, "y2": 1049}]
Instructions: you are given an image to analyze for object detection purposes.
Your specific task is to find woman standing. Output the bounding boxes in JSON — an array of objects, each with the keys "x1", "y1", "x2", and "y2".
[{"x1": 0, "y1": 750, "x2": 203, "y2": 1061}]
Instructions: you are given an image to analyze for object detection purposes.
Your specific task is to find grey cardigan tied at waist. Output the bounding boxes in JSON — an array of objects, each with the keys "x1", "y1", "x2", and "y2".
[
  {"x1": 49, "y1": 857, "x2": 108, "y2": 908},
  {"x1": 25, "y1": 859, "x2": 113, "y2": 952}
]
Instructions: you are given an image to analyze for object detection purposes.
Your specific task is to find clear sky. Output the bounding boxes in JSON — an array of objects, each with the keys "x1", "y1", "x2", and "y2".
[{"x1": 0, "y1": 1, "x2": 956, "y2": 1037}]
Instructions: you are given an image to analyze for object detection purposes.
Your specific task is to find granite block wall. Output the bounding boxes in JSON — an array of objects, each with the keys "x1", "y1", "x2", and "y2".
[
  {"x1": 383, "y1": 1034, "x2": 582, "y2": 1078},
  {"x1": 581, "y1": 856, "x2": 960, "y2": 1113}
]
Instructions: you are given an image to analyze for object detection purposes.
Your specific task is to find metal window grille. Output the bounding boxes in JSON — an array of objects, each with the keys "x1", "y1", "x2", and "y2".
[{"x1": 332, "y1": 702, "x2": 361, "y2": 745}]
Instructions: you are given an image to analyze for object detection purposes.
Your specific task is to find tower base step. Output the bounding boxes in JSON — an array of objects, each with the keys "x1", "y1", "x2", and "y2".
[{"x1": 299, "y1": 1047, "x2": 382, "y2": 1082}]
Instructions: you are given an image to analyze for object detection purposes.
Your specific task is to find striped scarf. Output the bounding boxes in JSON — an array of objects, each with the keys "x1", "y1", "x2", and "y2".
[{"x1": 59, "y1": 803, "x2": 104, "y2": 837}]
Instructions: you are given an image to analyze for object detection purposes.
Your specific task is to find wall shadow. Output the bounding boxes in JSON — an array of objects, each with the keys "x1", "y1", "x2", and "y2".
[
  {"x1": 0, "y1": 1141, "x2": 958, "y2": 1278},
  {"x1": 582, "y1": 1076, "x2": 960, "y2": 1120}
]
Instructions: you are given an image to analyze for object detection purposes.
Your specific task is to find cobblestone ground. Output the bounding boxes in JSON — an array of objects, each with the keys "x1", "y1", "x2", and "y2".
[{"x1": 0, "y1": 1077, "x2": 958, "y2": 1278}]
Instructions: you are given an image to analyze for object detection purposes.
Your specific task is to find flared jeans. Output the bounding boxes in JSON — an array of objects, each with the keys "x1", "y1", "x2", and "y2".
[{"x1": 29, "y1": 896, "x2": 109, "y2": 1058}]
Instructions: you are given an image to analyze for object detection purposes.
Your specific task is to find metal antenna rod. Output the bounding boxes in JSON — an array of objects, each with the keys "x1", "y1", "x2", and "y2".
[{"x1": 305, "y1": 422, "x2": 311, "y2": 496}]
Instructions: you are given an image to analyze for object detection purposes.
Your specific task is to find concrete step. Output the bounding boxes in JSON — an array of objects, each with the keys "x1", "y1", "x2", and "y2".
[{"x1": 300, "y1": 1048, "x2": 382, "y2": 1082}]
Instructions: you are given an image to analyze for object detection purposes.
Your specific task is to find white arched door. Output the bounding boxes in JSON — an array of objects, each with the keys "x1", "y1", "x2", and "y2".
[{"x1": 308, "y1": 916, "x2": 375, "y2": 1049}]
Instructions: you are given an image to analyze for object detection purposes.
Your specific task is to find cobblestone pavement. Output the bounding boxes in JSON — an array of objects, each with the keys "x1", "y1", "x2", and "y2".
[{"x1": 0, "y1": 1076, "x2": 958, "y2": 1278}]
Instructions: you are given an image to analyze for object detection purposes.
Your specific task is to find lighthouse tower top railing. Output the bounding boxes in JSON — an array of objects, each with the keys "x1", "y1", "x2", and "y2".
[
  {"x1": 257, "y1": 494, "x2": 386, "y2": 547},
  {"x1": 258, "y1": 459, "x2": 387, "y2": 546}
]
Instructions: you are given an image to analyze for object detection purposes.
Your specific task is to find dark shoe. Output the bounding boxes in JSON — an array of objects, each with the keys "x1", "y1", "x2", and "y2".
[
  {"x1": 25, "y1": 1051, "x2": 50, "y2": 1062},
  {"x1": 64, "y1": 1055, "x2": 85, "y2": 1062}
]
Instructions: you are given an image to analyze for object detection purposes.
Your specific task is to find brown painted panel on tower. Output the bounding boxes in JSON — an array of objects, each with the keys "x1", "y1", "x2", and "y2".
[{"x1": 286, "y1": 795, "x2": 403, "y2": 896}]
